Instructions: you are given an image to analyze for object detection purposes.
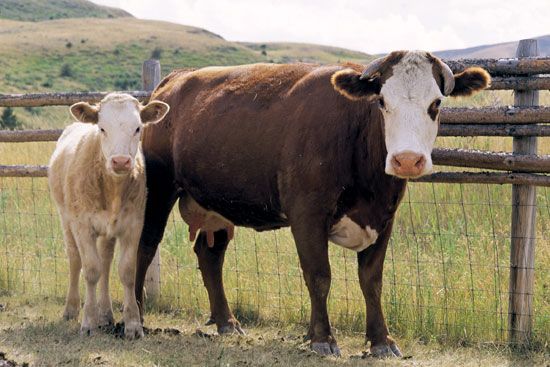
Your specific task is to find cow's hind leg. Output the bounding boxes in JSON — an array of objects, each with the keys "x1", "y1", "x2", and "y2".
[
  {"x1": 97, "y1": 236, "x2": 116, "y2": 326},
  {"x1": 135, "y1": 157, "x2": 177, "y2": 321},
  {"x1": 357, "y1": 220, "x2": 401, "y2": 358},
  {"x1": 291, "y1": 221, "x2": 340, "y2": 356},
  {"x1": 194, "y1": 230, "x2": 243, "y2": 335},
  {"x1": 62, "y1": 219, "x2": 81, "y2": 320}
]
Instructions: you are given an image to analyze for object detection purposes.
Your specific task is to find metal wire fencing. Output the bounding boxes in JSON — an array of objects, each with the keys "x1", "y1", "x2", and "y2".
[{"x1": 1, "y1": 174, "x2": 548, "y2": 346}]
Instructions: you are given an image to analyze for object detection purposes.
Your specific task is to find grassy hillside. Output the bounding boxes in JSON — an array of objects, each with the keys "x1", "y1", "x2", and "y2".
[
  {"x1": 0, "y1": 17, "x2": 373, "y2": 129},
  {"x1": 434, "y1": 34, "x2": 550, "y2": 59},
  {"x1": 239, "y1": 42, "x2": 371, "y2": 64},
  {"x1": 0, "y1": 0, "x2": 132, "y2": 21}
]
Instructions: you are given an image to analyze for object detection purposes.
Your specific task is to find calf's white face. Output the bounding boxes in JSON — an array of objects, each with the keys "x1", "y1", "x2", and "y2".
[
  {"x1": 70, "y1": 93, "x2": 169, "y2": 176},
  {"x1": 331, "y1": 50, "x2": 490, "y2": 179}
]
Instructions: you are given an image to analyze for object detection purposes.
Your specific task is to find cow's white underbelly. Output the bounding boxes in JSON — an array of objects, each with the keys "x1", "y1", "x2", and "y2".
[{"x1": 329, "y1": 215, "x2": 378, "y2": 252}]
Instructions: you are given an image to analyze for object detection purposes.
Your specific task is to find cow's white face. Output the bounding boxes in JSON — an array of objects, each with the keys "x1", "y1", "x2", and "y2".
[
  {"x1": 379, "y1": 53, "x2": 441, "y2": 178},
  {"x1": 70, "y1": 93, "x2": 169, "y2": 176},
  {"x1": 331, "y1": 50, "x2": 490, "y2": 179}
]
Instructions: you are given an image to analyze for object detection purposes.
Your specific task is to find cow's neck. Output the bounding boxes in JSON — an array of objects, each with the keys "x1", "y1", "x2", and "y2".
[{"x1": 350, "y1": 109, "x2": 407, "y2": 230}]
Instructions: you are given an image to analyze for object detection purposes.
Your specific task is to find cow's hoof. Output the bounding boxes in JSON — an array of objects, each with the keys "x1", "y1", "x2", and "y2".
[
  {"x1": 311, "y1": 342, "x2": 341, "y2": 357},
  {"x1": 370, "y1": 343, "x2": 402, "y2": 358},
  {"x1": 218, "y1": 321, "x2": 245, "y2": 336},
  {"x1": 124, "y1": 321, "x2": 144, "y2": 340}
]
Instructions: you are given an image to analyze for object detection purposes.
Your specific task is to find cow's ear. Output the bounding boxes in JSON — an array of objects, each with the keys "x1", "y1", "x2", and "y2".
[
  {"x1": 70, "y1": 102, "x2": 99, "y2": 123},
  {"x1": 450, "y1": 67, "x2": 491, "y2": 97},
  {"x1": 331, "y1": 69, "x2": 380, "y2": 101},
  {"x1": 140, "y1": 100, "x2": 170, "y2": 124}
]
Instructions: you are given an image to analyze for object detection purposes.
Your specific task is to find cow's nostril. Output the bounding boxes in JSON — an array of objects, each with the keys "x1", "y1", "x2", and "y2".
[
  {"x1": 415, "y1": 156, "x2": 426, "y2": 169},
  {"x1": 392, "y1": 156, "x2": 401, "y2": 168}
]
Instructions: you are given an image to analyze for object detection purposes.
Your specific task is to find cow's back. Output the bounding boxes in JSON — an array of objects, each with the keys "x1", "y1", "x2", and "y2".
[{"x1": 144, "y1": 63, "x2": 368, "y2": 228}]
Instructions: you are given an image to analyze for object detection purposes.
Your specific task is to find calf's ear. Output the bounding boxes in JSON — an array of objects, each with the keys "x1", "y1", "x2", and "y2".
[
  {"x1": 70, "y1": 102, "x2": 99, "y2": 123},
  {"x1": 140, "y1": 100, "x2": 170, "y2": 124},
  {"x1": 331, "y1": 69, "x2": 381, "y2": 101},
  {"x1": 450, "y1": 67, "x2": 491, "y2": 97}
]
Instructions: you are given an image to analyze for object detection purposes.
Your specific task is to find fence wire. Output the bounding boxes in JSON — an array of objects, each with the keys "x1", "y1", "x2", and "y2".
[{"x1": 0, "y1": 174, "x2": 548, "y2": 347}]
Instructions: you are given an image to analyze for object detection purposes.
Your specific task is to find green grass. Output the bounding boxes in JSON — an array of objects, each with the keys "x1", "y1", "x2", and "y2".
[
  {"x1": 0, "y1": 294, "x2": 547, "y2": 366},
  {"x1": 0, "y1": 0, "x2": 131, "y2": 22},
  {"x1": 0, "y1": 134, "x2": 549, "y2": 349}
]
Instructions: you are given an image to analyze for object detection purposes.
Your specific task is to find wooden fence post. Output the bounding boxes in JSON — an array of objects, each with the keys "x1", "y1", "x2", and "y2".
[
  {"x1": 142, "y1": 59, "x2": 161, "y2": 301},
  {"x1": 508, "y1": 39, "x2": 539, "y2": 345}
]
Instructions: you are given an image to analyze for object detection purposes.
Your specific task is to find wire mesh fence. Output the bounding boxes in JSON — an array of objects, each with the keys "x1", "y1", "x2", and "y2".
[{"x1": 1, "y1": 173, "x2": 548, "y2": 347}]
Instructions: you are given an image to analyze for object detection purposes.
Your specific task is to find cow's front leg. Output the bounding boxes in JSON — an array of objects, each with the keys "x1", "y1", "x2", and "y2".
[
  {"x1": 97, "y1": 236, "x2": 116, "y2": 326},
  {"x1": 291, "y1": 221, "x2": 339, "y2": 356},
  {"x1": 72, "y1": 225, "x2": 100, "y2": 336},
  {"x1": 357, "y1": 219, "x2": 401, "y2": 358},
  {"x1": 119, "y1": 230, "x2": 144, "y2": 340},
  {"x1": 194, "y1": 229, "x2": 243, "y2": 335}
]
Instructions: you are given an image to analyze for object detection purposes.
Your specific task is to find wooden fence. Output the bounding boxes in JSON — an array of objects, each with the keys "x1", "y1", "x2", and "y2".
[{"x1": 0, "y1": 40, "x2": 549, "y2": 346}]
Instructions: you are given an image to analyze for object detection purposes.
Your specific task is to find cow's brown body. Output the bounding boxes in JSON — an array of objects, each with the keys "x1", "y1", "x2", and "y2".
[{"x1": 135, "y1": 57, "x2": 489, "y2": 356}]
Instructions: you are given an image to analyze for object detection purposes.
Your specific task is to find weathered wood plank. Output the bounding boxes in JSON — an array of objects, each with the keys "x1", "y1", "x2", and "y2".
[
  {"x1": 444, "y1": 57, "x2": 550, "y2": 75},
  {"x1": 0, "y1": 129, "x2": 63, "y2": 142},
  {"x1": 0, "y1": 165, "x2": 48, "y2": 177},
  {"x1": 0, "y1": 91, "x2": 151, "y2": 107},
  {"x1": 508, "y1": 39, "x2": 538, "y2": 345},
  {"x1": 489, "y1": 76, "x2": 550, "y2": 91},
  {"x1": 438, "y1": 124, "x2": 550, "y2": 137},
  {"x1": 440, "y1": 106, "x2": 550, "y2": 124},
  {"x1": 412, "y1": 171, "x2": 550, "y2": 187},
  {"x1": 431, "y1": 148, "x2": 550, "y2": 173}
]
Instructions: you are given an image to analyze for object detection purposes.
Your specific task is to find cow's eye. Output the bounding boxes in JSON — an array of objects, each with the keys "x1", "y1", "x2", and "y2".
[
  {"x1": 135, "y1": 127, "x2": 140, "y2": 134},
  {"x1": 378, "y1": 97, "x2": 385, "y2": 109}
]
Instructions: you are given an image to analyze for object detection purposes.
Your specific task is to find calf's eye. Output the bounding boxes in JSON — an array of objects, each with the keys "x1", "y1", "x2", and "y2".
[
  {"x1": 135, "y1": 127, "x2": 141, "y2": 134},
  {"x1": 100, "y1": 127, "x2": 105, "y2": 133},
  {"x1": 378, "y1": 98, "x2": 385, "y2": 109}
]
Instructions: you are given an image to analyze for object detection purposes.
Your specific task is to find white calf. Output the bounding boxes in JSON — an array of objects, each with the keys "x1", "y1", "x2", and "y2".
[{"x1": 48, "y1": 93, "x2": 169, "y2": 339}]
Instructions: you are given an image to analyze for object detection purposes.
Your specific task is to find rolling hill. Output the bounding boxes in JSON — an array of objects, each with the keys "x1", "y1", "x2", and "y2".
[
  {"x1": 434, "y1": 34, "x2": 550, "y2": 59},
  {"x1": 0, "y1": 0, "x2": 132, "y2": 21}
]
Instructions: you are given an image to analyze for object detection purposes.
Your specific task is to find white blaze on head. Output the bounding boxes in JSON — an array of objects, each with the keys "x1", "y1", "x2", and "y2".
[
  {"x1": 69, "y1": 93, "x2": 170, "y2": 176},
  {"x1": 380, "y1": 52, "x2": 441, "y2": 178}
]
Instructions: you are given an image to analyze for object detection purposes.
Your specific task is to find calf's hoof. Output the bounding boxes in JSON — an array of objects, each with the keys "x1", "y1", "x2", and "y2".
[
  {"x1": 370, "y1": 342, "x2": 402, "y2": 358},
  {"x1": 124, "y1": 321, "x2": 144, "y2": 340},
  {"x1": 311, "y1": 342, "x2": 341, "y2": 357},
  {"x1": 98, "y1": 310, "x2": 115, "y2": 327},
  {"x1": 63, "y1": 305, "x2": 80, "y2": 320},
  {"x1": 80, "y1": 324, "x2": 97, "y2": 336},
  {"x1": 217, "y1": 318, "x2": 245, "y2": 335}
]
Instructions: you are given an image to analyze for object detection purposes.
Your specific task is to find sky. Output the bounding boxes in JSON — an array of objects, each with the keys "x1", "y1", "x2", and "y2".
[{"x1": 91, "y1": 0, "x2": 549, "y2": 54}]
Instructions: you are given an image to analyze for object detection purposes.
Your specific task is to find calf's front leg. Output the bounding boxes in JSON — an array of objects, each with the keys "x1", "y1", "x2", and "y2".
[
  {"x1": 61, "y1": 219, "x2": 81, "y2": 320},
  {"x1": 72, "y1": 225, "x2": 100, "y2": 336},
  {"x1": 119, "y1": 230, "x2": 144, "y2": 340},
  {"x1": 97, "y1": 236, "x2": 116, "y2": 326},
  {"x1": 357, "y1": 219, "x2": 402, "y2": 358}
]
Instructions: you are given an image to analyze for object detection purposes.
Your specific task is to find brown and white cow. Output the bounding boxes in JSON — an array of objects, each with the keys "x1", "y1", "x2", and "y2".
[
  {"x1": 49, "y1": 93, "x2": 169, "y2": 339},
  {"x1": 134, "y1": 51, "x2": 489, "y2": 356}
]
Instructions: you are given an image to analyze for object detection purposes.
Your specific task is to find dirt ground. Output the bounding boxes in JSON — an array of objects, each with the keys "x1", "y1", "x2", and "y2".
[{"x1": 0, "y1": 295, "x2": 547, "y2": 367}]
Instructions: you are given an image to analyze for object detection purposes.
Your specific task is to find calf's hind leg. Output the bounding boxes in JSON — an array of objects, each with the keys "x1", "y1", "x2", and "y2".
[
  {"x1": 62, "y1": 219, "x2": 81, "y2": 320},
  {"x1": 194, "y1": 230, "x2": 243, "y2": 334},
  {"x1": 119, "y1": 230, "x2": 144, "y2": 340}
]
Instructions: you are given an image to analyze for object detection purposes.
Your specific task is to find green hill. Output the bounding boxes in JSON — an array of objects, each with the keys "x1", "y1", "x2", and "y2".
[
  {"x1": 0, "y1": 0, "x2": 132, "y2": 21},
  {"x1": 0, "y1": 15, "x2": 372, "y2": 128}
]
